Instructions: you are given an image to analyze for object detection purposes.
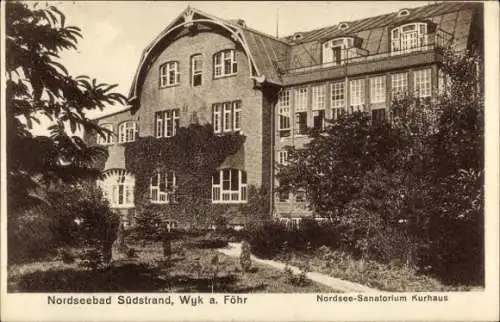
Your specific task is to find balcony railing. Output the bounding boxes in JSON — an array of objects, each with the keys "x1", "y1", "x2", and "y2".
[{"x1": 286, "y1": 30, "x2": 453, "y2": 74}]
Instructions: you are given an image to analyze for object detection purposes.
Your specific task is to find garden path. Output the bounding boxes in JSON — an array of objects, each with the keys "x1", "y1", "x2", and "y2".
[{"x1": 218, "y1": 243, "x2": 379, "y2": 293}]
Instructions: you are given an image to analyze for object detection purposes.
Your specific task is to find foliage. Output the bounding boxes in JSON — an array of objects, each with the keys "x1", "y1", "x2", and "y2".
[
  {"x1": 277, "y1": 112, "x2": 402, "y2": 218},
  {"x1": 5, "y1": 1, "x2": 127, "y2": 211},
  {"x1": 239, "y1": 241, "x2": 252, "y2": 272},
  {"x1": 276, "y1": 49, "x2": 484, "y2": 285}
]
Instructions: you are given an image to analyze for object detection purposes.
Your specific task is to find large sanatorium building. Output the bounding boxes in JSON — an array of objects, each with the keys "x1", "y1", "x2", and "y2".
[{"x1": 89, "y1": 2, "x2": 483, "y2": 227}]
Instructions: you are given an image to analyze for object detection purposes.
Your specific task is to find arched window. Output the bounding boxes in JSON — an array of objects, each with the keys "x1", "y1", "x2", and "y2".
[
  {"x1": 118, "y1": 121, "x2": 138, "y2": 143},
  {"x1": 98, "y1": 169, "x2": 135, "y2": 208},
  {"x1": 97, "y1": 124, "x2": 114, "y2": 145},
  {"x1": 150, "y1": 171, "x2": 177, "y2": 204},
  {"x1": 391, "y1": 23, "x2": 428, "y2": 54},
  {"x1": 212, "y1": 169, "x2": 247, "y2": 203},
  {"x1": 322, "y1": 37, "x2": 355, "y2": 65}
]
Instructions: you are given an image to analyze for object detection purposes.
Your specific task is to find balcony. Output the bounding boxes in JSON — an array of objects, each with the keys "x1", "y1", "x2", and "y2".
[{"x1": 283, "y1": 30, "x2": 452, "y2": 85}]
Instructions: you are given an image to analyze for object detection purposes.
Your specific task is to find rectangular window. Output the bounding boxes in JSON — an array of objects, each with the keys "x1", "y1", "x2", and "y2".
[
  {"x1": 313, "y1": 110, "x2": 325, "y2": 131},
  {"x1": 223, "y1": 102, "x2": 232, "y2": 132},
  {"x1": 311, "y1": 85, "x2": 326, "y2": 110},
  {"x1": 155, "y1": 109, "x2": 179, "y2": 138},
  {"x1": 150, "y1": 171, "x2": 177, "y2": 204},
  {"x1": 331, "y1": 82, "x2": 345, "y2": 119},
  {"x1": 212, "y1": 169, "x2": 247, "y2": 203},
  {"x1": 212, "y1": 100, "x2": 242, "y2": 134},
  {"x1": 213, "y1": 104, "x2": 222, "y2": 133},
  {"x1": 391, "y1": 72, "x2": 408, "y2": 100},
  {"x1": 191, "y1": 54, "x2": 203, "y2": 86},
  {"x1": 414, "y1": 68, "x2": 432, "y2": 98},
  {"x1": 160, "y1": 61, "x2": 180, "y2": 87},
  {"x1": 350, "y1": 79, "x2": 365, "y2": 108},
  {"x1": 295, "y1": 112, "x2": 308, "y2": 135},
  {"x1": 97, "y1": 124, "x2": 114, "y2": 145},
  {"x1": 278, "y1": 189, "x2": 290, "y2": 202},
  {"x1": 295, "y1": 87, "x2": 308, "y2": 112},
  {"x1": 214, "y1": 50, "x2": 237, "y2": 78},
  {"x1": 372, "y1": 108, "x2": 386, "y2": 124},
  {"x1": 278, "y1": 90, "x2": 291, "y2": 137},
  {"x1": 232, "y1": 101, "x2": 241, "y2": 131},
  {"x1": 279, "y1": 150, "x2": 288, "y2": 165},
  {"x1": 370, "y1": 76, "x2": 386, "y2": 104}
]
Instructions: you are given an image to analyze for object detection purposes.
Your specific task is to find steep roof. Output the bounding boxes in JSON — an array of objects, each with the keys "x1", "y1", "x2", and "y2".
[{"x1": 280, "y1": 2, "x2": 477, "y2": 44}]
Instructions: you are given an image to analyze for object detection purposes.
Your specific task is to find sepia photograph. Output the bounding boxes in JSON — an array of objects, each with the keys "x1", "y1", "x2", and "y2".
[{"x1": 1, "y1": 0, "x2": 498, "y2": 321}]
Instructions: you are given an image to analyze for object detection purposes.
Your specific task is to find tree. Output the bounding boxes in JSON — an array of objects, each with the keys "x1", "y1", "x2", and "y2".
[
  {"x1": 6, "y1": 1, "x2": 127, "y2": 212},
  {"x1": 278, "y1": 49, "x2": 484, "y2": 284}
]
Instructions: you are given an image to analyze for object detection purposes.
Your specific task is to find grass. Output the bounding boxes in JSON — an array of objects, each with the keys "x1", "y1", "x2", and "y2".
[
  {"x1": 8, "y1": 238, "x2": 333, "y2": 293},
  {"x1": 287, "y1": 248, "x2": 482, "y2": 292}
]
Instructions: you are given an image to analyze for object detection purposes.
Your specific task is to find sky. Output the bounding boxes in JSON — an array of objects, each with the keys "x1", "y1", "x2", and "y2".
[{"x1": 50, "y1": 1, "x2": 433, "y2": 117}]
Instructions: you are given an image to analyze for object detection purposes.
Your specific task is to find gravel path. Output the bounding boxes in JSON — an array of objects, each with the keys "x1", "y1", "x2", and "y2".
[{"x1": 217, "y1": 242, "x2": 378, "y2": 293}]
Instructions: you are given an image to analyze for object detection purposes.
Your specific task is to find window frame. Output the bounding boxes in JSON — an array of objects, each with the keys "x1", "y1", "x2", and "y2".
[
  {"x1": 331, "y1": 81, "x2": 345, "y2": 120},
  {"x1": 118, "y1": 121, "x2": 138, "y2": 144},
  {"x1": 160, "y1": 61, "x2": 180, "y2": 87},
  {"x1": 391, "y1": 22, "x2": 428, "y2": 54},
  {"x1": 294, "y1": 87, "x2": 308, "y2": 112},
  {"x1": 391, "y1": 72, "x2": 408, "y2": 100},
  {"x1": 213, "y1": 49, "x2": 237, "y2": 78},
  {"x1": 413, "y1": 68, "x2": 432, "y2": 98},
  {"x1": 212, "y1": 169, "x2": 247, "y2": 203},
  {"x1": 155, "y1": 109, "x2": 180, "y2": 138},
  {"x1": 150, "y1": 170, "x2": 178, "y2": 204},
  {"x1": 191, "y1": 54, "x2": 203, "y2": 86},
  {"x1": 212, "y1": 100, "x2": 242, "y2": 134},
  {"x1": 350, "y1": 78, "x2": 365, "y2": 108},
  {"x1": 278, "y1": 89, "x2": 291, "y2": 136},
  {"x1": 97, "y1": 169, "x2": 135, "y2": 208},
  {"x1": 370, "y1": 75, "x2": 386, "y2": 104},
  {"x1": 97, "y1": 123, "x2": 114, "y2": 145}
]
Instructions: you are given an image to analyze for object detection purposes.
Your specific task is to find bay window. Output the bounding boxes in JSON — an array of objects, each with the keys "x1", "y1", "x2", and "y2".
[{"x1": 212, "y1": 169, "x2": 247, "y2": 203}]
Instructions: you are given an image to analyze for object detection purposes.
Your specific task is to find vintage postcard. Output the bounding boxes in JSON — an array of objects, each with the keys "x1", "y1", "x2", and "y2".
[{"x1": 1, "y1": 1, "x2": 499, "y2": 321}]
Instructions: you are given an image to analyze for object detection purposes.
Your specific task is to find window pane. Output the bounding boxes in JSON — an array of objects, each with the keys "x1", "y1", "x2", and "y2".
[
  {"x1": 230, "y1": 169, "x2": 239, "y2": 191},
  {"x1": 213, "y1": 171, "x2": 220, "y2": 184},
  {"x1": 222, "y1": 169, "x2": 230, "y2": 190}
]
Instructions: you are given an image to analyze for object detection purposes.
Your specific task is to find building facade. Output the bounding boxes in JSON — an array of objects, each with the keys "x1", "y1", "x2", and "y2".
[{"x1": 89, "y1": 2, "x2": 483, "y2": 226}]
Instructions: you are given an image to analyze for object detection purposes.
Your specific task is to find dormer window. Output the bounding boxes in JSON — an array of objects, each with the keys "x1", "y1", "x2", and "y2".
[
  {"x1": 398, "y1": 9, "x2": 410, "y2": 17},
  {"x1": 338, "y1": 23, "x2": 349, "y2": 31},
  {"x1": 391, "y1": 22, "x2": 428, "y2": 54},
  {"x1": 293, "y1": 33, "x2": 303, "y2": 42},
  {"x1": 322, "y1": 37, "x2": 355, "y2": 65}
]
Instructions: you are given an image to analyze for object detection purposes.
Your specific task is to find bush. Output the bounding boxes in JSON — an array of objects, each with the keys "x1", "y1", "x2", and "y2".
[
  {"x1": 59, "y1": 249, "x2": 76, "y2": 264},
  {"x1": 239, "y1": 241, "x2": 252, "y2": 272},
  {"x1": 79, "y1": 248, "x2": 103, "y2": 271}
]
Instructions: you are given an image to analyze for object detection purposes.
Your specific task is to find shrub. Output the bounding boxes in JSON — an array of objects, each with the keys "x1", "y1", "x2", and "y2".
[
  {"x1": 59, "y1": 249, "x2": 76, "y2": 264},
  {"x1": 127, "y1": 247, "x2": 138, "y2": 258},
  {"x1": 79, "y1": 248, "x2": 103, "y2": 271},
  {"x1": 239, "y1": 241, "x2": 252, "y2": 272}
]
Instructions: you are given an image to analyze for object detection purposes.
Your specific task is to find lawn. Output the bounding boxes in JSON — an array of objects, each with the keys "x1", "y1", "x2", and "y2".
[
  {"x1": 286, "y1": 248, "x2": 481, "y2": 292},
  {"x1": 8, "y1": 238, "x2": 334, "y2": 293}
]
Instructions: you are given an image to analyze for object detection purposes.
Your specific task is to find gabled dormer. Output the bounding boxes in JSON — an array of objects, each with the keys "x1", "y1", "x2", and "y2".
[
  {"x1": 321, "y1": 36, "x2": 366, "y2": 66},
  {"x1": 390, "y1": 20, "x2": 451, "y2": 55}
]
